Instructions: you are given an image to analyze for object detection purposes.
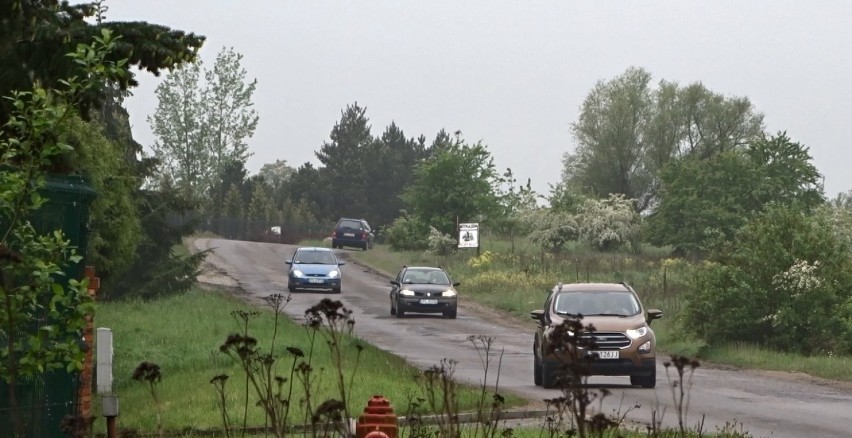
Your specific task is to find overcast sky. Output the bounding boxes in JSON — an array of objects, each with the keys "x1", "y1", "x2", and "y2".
[{"x1": 103, "y1": 1, "x2": 852, "y2": 198}]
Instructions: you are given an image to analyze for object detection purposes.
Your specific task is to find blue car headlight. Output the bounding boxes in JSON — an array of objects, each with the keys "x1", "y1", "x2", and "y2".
[
  {"x1": 291, "y1": 269, "x2": 305, "y2": 278},
  {"x1": 328, "y1": 270, "x2": 339, "y2": 278}
]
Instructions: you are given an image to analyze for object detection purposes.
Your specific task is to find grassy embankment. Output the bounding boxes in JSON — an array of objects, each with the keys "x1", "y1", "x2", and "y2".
[
  {"x1": 330, "y1": 239, "x2": 852, "y2": 383},
  {"x1": 95, "y1": 289, "x2": 526, "y2": 434}
]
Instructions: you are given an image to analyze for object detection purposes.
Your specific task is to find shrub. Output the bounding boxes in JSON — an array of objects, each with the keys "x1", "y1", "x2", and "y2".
[
  {"x1": 426, "y1": 226, "x2": 457, "y2": 255},
  {"x1": 684, "y1": 204, "x2": 852, "y2": 355},
  {"x1": 384, "y1": 214, "x2": 430, "y2": 251}
]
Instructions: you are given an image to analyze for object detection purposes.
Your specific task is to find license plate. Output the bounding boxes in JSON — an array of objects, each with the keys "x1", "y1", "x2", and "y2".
[
  {"x1": 308, "y1": 279, "x2": 324, "y2": 284},
  {"x1": 344, "y1": 232, "x2": 355, "y2": 237},
  {"x1": 420, "y1": 299, "x2": 438, "y2": 305},
  {"x1": 592, "y1": 350, "x2": 618, "y2": 359}
]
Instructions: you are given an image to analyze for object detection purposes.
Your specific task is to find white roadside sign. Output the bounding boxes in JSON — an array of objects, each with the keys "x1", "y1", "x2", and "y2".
[{"x1": 458, "y1": 223, "x2": 479, "y2": 248}]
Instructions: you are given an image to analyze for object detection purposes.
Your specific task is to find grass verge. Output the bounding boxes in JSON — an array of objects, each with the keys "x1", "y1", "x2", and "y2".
[{"x1": 95, "y1": 287, "x2": 525, "y2": 434}]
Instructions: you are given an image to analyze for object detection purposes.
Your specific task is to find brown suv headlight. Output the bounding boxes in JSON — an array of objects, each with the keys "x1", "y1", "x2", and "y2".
[{"x1": 626, "y1": 325, "x2": 649, "y2": 340}]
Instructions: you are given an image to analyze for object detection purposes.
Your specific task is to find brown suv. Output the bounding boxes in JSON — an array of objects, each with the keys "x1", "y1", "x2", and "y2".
[{"x1": 531, "y1": 282, "x2": 663, "y2": 388}]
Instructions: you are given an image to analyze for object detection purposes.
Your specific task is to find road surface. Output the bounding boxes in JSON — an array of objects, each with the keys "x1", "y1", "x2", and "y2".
[{"x1": 194, "y1": 238, "x2": 852, "y2": 438}]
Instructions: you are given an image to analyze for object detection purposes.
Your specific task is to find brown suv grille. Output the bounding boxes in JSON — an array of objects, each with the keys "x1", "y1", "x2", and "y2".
[{"x1": 580, "y1": 332, "x2": 631, "y2": 349}]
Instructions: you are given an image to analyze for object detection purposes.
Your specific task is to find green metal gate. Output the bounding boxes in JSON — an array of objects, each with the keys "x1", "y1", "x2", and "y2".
[{"x1": 0, "y1": 173, "x2": 96, "y2": 437}]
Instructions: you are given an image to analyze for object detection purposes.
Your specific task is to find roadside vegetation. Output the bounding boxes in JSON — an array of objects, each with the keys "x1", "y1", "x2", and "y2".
[
  {"x1": 342, "y1": 241, "x2": 852, "y2": 383},
  {"x1": 95, "y1": 288, "x2": 526, "y2": 435}
]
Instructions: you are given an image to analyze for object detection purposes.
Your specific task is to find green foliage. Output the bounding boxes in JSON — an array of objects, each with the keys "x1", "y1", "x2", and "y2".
[
  {"x1": 646, "y1": 133, "x2": 824, "y2": 254},
  {"x1": 384, "y1": 213, "x2": 431, "y2": 251},
  {"x1": 363, "y1": 122, "x2": 428, "y2": 227},
  {"x1": 0, "y1": 0, "x2": 204, "y2": 127},
  {"x1": 426, "y1": 226, "x2": 457, "y2": 256},
  {"x1": 149, "y1": 47, "x2": 257, "y2": 210},
  {"x1": 402, "y1": 135, "x2": 501, "y2": 236},
  {"x1": 314, "y1": 103, "x2": 373, "y2": 220},
  {"x1": 684, "y1": 204, "x2": 852, "y2": 355},
  {"x1": 66, "y1": 115, "x2": 141, "y2": 281},
  {"x1": 107, "y1": 188, "x2": 206, "y2": 300},
  {"x1": 575, "y1": 194, "x2": 640, "y2": 252},
  {"x1": 520, "y1": 208, "x2": 578, "y2": 253},
  {"x1": 0, "y1": 30, "x2": 125, "y2": 434},
  {"x1": 562, "y1": 67, "x2": 764, "y2": 212}
]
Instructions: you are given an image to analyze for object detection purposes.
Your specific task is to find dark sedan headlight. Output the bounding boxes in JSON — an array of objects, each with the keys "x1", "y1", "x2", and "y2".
[
  {"x1": 400, "y1": 289, "x2": 415, "y2": 296},
  {"x1": 441, "y1": 290, "x2": 457, "y2": 297}
]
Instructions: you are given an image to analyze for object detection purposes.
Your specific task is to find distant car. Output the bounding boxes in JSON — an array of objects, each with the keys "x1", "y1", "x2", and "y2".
[
  {"x1": 286, "y1": 247, "x2": 345, "y2": 293},
  {"x1": 389, "y1": 266, "x2": 459, "y2": 319},
  {"x1": 331, "y1": 217, "x2": 374, "y2": 250},
  {"x1": 530, "y1": 282, "x2": 663, "y2": 389}
]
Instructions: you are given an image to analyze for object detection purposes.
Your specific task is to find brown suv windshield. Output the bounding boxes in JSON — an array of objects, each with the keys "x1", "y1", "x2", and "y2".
[{"x1": 554, "y1": 291, "x2": 641, "y2": 317}]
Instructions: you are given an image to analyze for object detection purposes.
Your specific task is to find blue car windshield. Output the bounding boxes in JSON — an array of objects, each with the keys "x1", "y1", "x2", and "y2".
[{"x1": 293, "y1": 251, "x2": 336, "y2": 265}]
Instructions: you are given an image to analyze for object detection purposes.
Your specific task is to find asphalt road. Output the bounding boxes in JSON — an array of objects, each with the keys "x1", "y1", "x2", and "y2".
[{"x1": 194, "y1": 238, "x2": 852, "y2": 438}]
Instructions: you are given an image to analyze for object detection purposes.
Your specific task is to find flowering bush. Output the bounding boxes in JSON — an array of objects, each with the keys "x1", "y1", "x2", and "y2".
[
  {"x1": 427, "y1": 226, "x2": 457, "y2": 256},
  {"x1": 575, "y1": 194, "x2": 640, "y2": 251}
]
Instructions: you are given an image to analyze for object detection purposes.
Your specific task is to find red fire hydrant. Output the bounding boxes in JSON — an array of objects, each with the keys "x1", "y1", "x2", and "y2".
[{"x1": 355, "y1": 395, "x2": 398, "y2": 438}]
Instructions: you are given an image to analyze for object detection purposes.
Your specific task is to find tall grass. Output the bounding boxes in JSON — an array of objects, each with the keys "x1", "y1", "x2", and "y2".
[{"x1": 95, "y1": 288, "x2": 524, "y2": 434}]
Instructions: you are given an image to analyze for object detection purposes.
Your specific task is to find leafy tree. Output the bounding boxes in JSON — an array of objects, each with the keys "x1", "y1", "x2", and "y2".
[
  {"x1": 248, "y1": 183, "x2": 276, "y2": 225},
  {"x1": 565, "y1": 67, "x2": 655, "y2": 209},
  {"x1": 66, "y1": 115, "x2": 141, "y2": 282},
  {"x1": 149, "y1": 60, "x2": 207, "y2": 202},
  {"x1": 646, "y1": 133, "x2": 823, "y2": 254},
  {"x1": 0, "y1": 31, "x2": 124, "y2": 434},
  {"x1": 562, "y1": 67, "x2": 764, "y2": 211},
  {"x1": 285, "y1": 163, "x2": 329, "y2": 220},
  {"x1": 363, "y1": 122, "x2": 427, "y2": 227},
  {"x1": 148, "y1": 46, "x2": 258, "y2": 210},
  {"x1": 402, "y1": 135, "x2": 501, "y2": 236},
  {"x1": 315, "y1": 103, "x2": 373, "y2": 220},
  {"x1": 0, "y1": 0, "x2": 204, "y2": 126},
  {"x1": 493, "y1": 168, "x2": 539, "y2": 252},
  {"x1": 685, "y1": 204, "x2": 852, "y2": 355},
  {"x1": 258, "y1": 158, "x2": 295, "y2": 193}
]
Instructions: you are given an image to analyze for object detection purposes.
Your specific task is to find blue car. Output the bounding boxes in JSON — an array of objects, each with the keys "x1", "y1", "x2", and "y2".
[{"x1": 286, "y1": 247, "x2": 345, "y2": 293}]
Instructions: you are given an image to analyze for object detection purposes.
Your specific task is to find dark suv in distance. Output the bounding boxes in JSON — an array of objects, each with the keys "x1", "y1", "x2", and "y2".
[
  {"x1": 530, "y1": 282, "x2": 663, "y2": 388},
  {"x1": 331, "y1": 217, "x2": 374, "y2": 250}
]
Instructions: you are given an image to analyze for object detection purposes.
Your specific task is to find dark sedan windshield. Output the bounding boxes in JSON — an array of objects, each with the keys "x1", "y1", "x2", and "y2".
[{"x1": 402, "y1": 269, "x2": 450, "y2": 285}]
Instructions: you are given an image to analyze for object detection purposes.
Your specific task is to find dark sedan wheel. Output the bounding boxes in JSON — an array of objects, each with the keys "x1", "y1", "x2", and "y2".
[
  {"x1": 390, "y1": 299, "x2": 396, "y2": 315},
  {"x1": 443, "y1": 306, "x2": 457, "y2": 319},
  {"x1": 395, "y1": 299, "x2": 405, "y2": 318}
]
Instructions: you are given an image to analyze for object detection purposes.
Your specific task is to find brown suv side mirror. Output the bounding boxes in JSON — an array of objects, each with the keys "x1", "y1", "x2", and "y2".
[
  {"x1": 646, "y1": 309, "x2": 663, "y2": 324},
  {"x1": 530, "y1": 309, "x2": 544, "y2": 322}
]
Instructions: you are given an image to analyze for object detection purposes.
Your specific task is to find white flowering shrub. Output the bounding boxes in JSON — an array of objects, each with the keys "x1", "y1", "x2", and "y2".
[
  {"x1": 520, "y1": 208, "x2": 578, "y2": 252},
  {"x1": 575, "y1": 194, "x2": 640, "y2": 251},
  {"x1": 772, "y1": 259, "x2": 823, "y2": 294},
  {"x1": 427, "y1": 226, "x2": 457, "y2": 256}
]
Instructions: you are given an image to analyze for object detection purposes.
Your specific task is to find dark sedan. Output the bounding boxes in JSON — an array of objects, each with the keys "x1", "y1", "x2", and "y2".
[
  {"x1": 286, "y1": 247, "x2": 345, "y2": 293},
  {"x1": 389, "y1": 266, "x2": 459, "y2": 319}
]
